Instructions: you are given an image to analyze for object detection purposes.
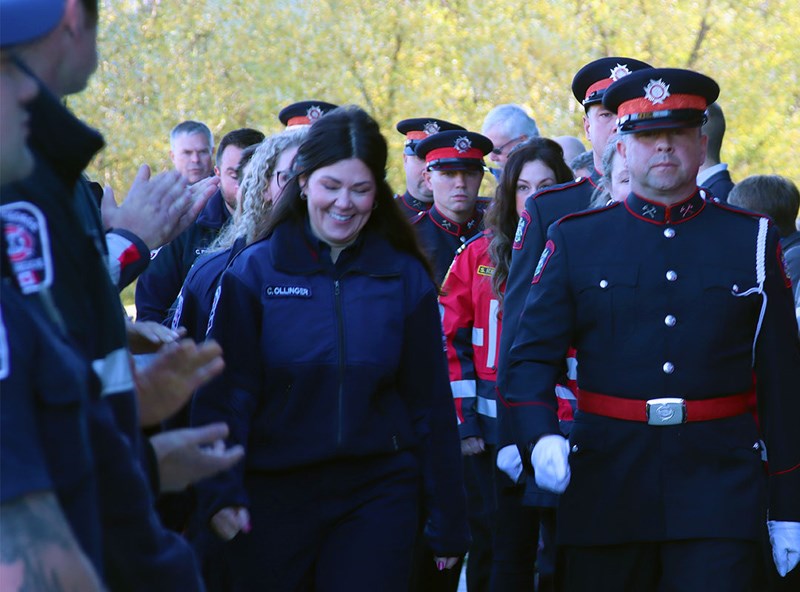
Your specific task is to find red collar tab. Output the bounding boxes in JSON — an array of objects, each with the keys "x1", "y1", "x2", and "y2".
[
  {"x1": 429, "y1": 206, "x2": 483, "y2": 237},
  {"x1": 624, "y1": 190, "x2": 705, "y2": 225}
]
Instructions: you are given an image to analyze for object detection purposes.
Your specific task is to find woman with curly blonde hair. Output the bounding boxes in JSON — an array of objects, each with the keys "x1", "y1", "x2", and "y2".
[{"x1": 171, "y1": 128, "x2": 307, "y2": 340}]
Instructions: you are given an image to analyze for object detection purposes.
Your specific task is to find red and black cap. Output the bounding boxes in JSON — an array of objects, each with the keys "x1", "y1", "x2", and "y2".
[
  {"x1": 396, "y1": 118, "x2": 466, "y2": 155},
  {"x1": 415, "y1": 130, "x2": 493, "y2": 171},
  {"x1": 603, "y1": 68, "x2": 719, "y2": 134},
  {"x1": 278, "y1": 101, "x2": 339, "y2": 127},
  {"x1": 571, "y1": 57, "x2": 653, "y2": 110}
]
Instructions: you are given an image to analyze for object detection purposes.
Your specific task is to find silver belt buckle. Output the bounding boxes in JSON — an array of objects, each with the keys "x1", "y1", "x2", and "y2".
[{"x1": 646, "y1": 397, "x2": 686, "y2": 426}]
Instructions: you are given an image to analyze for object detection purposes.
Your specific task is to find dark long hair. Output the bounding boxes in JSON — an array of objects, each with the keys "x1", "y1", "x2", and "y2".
[
  {"x1": 486, "y1": 137, "x2": 573, "y2": 303},
  {"x1": 262, "y1": 105, "x2": 435, "y2": 282}
]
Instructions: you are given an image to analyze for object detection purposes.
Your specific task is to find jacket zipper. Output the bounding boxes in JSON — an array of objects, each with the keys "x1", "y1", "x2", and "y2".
[{"x1": 334, "y1": 279, "x2": 345, "y2": 446}]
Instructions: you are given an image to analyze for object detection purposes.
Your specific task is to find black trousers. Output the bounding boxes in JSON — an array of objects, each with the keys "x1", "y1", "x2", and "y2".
[{"x1": 558, "y1": 538, "x2": 759, "y2": 592}]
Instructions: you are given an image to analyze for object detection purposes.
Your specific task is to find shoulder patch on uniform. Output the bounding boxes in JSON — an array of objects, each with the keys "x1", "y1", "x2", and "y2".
[
  {"x1": 171, "y1": 292, "x2": 184, "y2": 331},
  {"x1": 512, "y1": 210, "x2": 531, "y2": 250},
  {"x1": 531, "y1": 239, "x2": 556, "y2": 284},
  {"x1": 265, "y1": 285, "x2": 312, "y2": 298},
  {"x1": 1, "y1": 202, "x2": 53, "y2": 294},
  {"x1": 477, "y1": 265, "x2": 494, "y2": 277},
  {"x1": 206, "y1": 285, "x2": 222, "y2": 337},
  {"x1": 0, "y1": 303, "x2": 8, "y2": 380},
  {"x1": 777, "y1": 243, "x2": 792, "y2": 289}
]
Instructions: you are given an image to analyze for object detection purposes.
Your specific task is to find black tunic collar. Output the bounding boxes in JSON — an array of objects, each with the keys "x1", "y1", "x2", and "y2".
[
  {"x1": 428, "y1": 205, "x2": 483, "y2": 238},
  {"x1": 399, "y1": 191, "x2": 433, "y2": 214},
  {"x1": 623, "y1": 189, "x2": 706, "y2": 225}
]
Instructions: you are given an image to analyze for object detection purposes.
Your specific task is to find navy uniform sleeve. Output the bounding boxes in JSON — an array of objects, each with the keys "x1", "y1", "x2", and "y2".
[
  {"x1": 503, "y1": 224, "x2": 572, "y2": 454},
  {"x1": 191, "y1": 268, "x2": 262, "y2": 522},
  {"x1": 755, "y1": 228, "x2": 800, "y2": 522},
  {"x1": 497, "y1": 196, "x2": 548, "y2": 399},
  {"x1": 134, "y1": 230, "x2": 189, "y2": 323},
  {"x1": 0, "y1": 299, "x2": 52, "y2": 504},
  {"x1": 399, "y1": 281, "x2": 470, "y2": 556}
]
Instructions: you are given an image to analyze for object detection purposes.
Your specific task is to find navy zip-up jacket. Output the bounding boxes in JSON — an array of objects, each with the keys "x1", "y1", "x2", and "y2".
[
  {"x1": 135, "y1": 189, "x2": 230, "y2": 323},
  {"x1": 192, "y1": 219, "x2": 470, "y2": 555}
]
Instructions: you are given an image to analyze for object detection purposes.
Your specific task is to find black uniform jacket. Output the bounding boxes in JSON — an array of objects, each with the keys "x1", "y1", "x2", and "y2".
[{"x1": 504, "y1": 190, "x2": 800, "y2": 545}]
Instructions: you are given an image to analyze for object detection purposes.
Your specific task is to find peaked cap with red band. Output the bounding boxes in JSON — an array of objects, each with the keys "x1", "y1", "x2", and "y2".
[
  {"x1": 278, "y1": 101, "x2": 339, "y2": 127},
  {"x1": 571, "y1": 57, "x2": 653, "y2": 110},
  {"x1": 415, "y1": 130, "x2": 493, "y2": 171},
  {"x1": 603, "y1": 68, "x2": 719, "y2": 134},
  {"x1": 396, "y1": 118, "x2": 465, "y2": 155}
]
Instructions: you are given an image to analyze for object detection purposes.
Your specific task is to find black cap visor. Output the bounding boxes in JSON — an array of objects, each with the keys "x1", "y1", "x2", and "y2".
[{"x1": 617, "y1": 109, "x2": 707, "y2": 134}]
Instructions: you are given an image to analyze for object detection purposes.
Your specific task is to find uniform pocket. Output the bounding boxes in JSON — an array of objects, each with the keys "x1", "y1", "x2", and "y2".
[{"x1": 575, "y1": 264, "x2": 639, "y2": 338}]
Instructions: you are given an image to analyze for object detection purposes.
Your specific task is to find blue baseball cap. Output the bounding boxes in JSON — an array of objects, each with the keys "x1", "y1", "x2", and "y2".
[{"x1": 1, "y1": 0, "x2": 66, "y2": 49}]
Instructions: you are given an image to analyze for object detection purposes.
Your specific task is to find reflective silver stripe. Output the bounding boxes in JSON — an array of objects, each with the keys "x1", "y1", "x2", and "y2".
[
  {"x1": 450, "y1": 379, "x2": 476, "y2": 399},
  {"x1": 471, "y1": 326, "x2": 484, "y2": 346},
  {"x1": 486, "y1": 299, "x2": 499, "y2": 370},
  {"x1": 477, "y1": 396, "x2": 497, "y2": 418}
]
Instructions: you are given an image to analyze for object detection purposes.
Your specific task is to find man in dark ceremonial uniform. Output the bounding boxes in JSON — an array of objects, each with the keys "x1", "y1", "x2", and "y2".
[
  {"x1": 412, "y1": 129, "x2": 493, "y2": 283},
  {"x1": 497, "y1": 56, "x2": 652, "y2": 400},
  {"x1": 395, "y1": 117, "x2": 466, "y2": 221},
  {"x1": 504, "y1": 67, "x2": 800, "y2": 590}
]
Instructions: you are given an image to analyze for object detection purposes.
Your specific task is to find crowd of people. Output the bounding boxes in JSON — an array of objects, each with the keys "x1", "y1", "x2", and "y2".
[{"x1": 2, "y1": 1, "x2": 800, "y2": 592}]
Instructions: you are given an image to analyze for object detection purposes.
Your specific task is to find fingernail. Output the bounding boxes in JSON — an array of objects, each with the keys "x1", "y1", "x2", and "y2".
[{"x1": 437, "y1": 561, "x2": 444, "y2": 571}]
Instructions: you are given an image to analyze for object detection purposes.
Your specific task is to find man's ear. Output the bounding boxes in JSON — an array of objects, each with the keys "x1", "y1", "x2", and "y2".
[
  {"x1": 62, "y1": 0, "x2": 84, "y2": 38},
  {"x1": 214, "y1": 166, "x2": 221, "y2": 177},
  {"x1": 422, "y1": 170, "x2": 433, "y2": 191}
]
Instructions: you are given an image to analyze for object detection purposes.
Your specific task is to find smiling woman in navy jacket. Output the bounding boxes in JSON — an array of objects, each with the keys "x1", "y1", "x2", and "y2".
[{"x1": 191, "y1": 106, "x2": 469, "y2": 592}]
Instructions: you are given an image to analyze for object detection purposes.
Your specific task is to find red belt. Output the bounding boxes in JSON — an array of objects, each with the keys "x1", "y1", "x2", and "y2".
[{"x1": 577, "y1": 388, "x2": 754, "y2": 425}]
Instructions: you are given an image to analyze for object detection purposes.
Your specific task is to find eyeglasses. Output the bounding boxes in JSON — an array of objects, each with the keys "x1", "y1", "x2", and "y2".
[
  {"x1": 491, "y1": 136, "x2": 525, "y2": 156},
  {"x1": 275, "y1": 169, "x2": 292, "y2": 188}
]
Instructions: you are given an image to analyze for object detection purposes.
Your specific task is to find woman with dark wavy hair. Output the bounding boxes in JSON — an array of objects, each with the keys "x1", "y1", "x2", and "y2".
[
  {"x1": 439, "y1": 136, "x2": 573, "y2": 591},
  {"x1": 191, "y1": 106, "x2": 468, "y2": 591}
]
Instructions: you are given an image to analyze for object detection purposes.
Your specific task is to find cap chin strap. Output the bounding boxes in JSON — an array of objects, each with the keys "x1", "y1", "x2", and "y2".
[{"x1": 732, "y1": 217, "x2": 769, "y2": 366}]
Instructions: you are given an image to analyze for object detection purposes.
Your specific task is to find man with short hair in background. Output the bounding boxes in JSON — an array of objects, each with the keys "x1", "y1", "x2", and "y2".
[
  {"x1": 481, "y1": 104, "x2": 539, "y2": 178},
  {"x1": 136, "y1": 127, "x2": 264, "y2": 323},
  {"x1": 170, "y1": 120, "x2": 215, "y2": 184},
  {"x1": 697, "y1": 102, "x2": 735, "y2": 201}
]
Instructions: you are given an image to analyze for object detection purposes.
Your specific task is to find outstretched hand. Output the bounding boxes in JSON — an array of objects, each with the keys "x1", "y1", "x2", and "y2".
[
  {"x1": 135, "y1": 338, "x2": 224, "y2": 427},
  {"x1": 150, "y1": 423, "x2": 245, "y2": 493},
  {"x1": 211, "y1": 506, "x2": 251, "y2": 541},
  {"x1": 101, "y1": 165, "x2": 219, "y2": 251}
]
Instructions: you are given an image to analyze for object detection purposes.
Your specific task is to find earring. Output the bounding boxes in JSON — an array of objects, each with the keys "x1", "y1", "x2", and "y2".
[
  {"x1": 372, "y1": 201, "x2": 378, "y2": 211},
  {"x1": 300, "y1": 192, "x2": 308, "y2": 201}
]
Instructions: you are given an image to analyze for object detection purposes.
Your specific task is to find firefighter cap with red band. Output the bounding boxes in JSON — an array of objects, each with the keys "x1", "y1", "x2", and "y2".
[
  {"x1": 278, "y1": 101, "x2": 339, "y2": 128},
  {"x1": 415, "y1": 130, "x2": 493, "y2": 172},
  {"x1": 396, "y1": 118, "x2": 466, "y2": 156},
  {"x1": 571, "y1": 57, "x2": 653, "y2": 111},
  {"x1": 603, "y1": 68, "x2": 720, "y2": 134}
]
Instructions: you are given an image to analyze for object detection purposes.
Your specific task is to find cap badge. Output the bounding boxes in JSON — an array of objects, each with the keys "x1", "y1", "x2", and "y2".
[
  {"x1": 644, "y1": 79, "x2": 671, "y2": 105},
  {"x1": 454, "y1": 136, "x2": 472, "y2": 153},
  {"x1": 423, "y1": 121, "x2": 441, "y2": 136},
  {"x1": 609, "y1": 63, "x2": 631, "y2": 81},
  {"x1": 306, "y1": 105, "x2": 324, "y2": 121}
]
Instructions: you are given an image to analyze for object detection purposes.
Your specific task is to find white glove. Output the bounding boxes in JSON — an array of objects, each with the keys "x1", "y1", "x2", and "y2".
[
  {"x1": 530, "y1": 434, "x2": 571, "y2": 493},
  {"x1": 768, "y1": 520, "x2": 800, "y2": 577},
  {"x1": 496, "y1": 445, "x2": 524, "y2": 484}
]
